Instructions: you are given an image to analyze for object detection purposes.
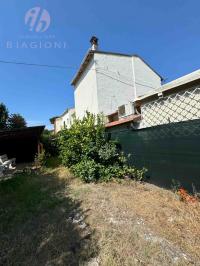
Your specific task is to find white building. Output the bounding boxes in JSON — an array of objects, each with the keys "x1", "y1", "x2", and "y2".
[
  {"x1": 71, "y1": 37, "x2": 163, "y2": 119},
  {"x1": 50, "y1": 108, "x2": 75, "y2": 134},
  {"x1": 105, "y1": 69, "x2": 200, "y2": 130},
  {"x1": 136, "y1": 69, "x2": 200, "y2": 129}
]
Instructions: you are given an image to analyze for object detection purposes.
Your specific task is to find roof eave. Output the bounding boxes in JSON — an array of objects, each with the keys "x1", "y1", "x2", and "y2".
[
  {"x1": 133, "y1": 54, "x2": 164, "y2": 80},
  {"x1": 135, "y1": 69, "x2": 200, "y2": 105},
  {"x1": 71, "y1": 50, "x2": 163, "y2": 86},
  {"x1": 105, "y1": 114, "x2": 141, "y2": 128},
  {"x1": 71, "y1": 50, "x2": 94, "y2": 86},
  {"x1": 49, "y1": 117, "x2": 59, "y2": 124}
]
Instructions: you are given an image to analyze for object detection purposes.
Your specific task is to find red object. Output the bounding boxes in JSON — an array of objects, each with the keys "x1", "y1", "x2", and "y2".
[
  {"x1": 178, "y1": 187, "x2": 198, "y2": 203},
  {"x1": 105, "y1": 114, "x2": 141, "y2": 128}
]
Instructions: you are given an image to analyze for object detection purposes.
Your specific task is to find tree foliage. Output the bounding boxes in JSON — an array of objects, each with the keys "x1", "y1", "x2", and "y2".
[
  {"x1": 58, "y1": 112, "x2": 146, "y2": 182},
  {"x1": 8, "y1": 113, "x2": 27, "y2": 129},
  {"x1": 0, "y1": 103, "x2": 9, "y2": 129},
  {"x1": 0, "y1": 102, "x2": 27, "y2": 130}
]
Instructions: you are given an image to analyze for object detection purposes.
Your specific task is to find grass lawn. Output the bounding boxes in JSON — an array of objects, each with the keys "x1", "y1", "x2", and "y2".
[
  {"x1": 0, "y1": 168, "x2": 97, "y2": 266},
  {"x1": 0, "y1": 167, "x2": 199, "y2": 265}
]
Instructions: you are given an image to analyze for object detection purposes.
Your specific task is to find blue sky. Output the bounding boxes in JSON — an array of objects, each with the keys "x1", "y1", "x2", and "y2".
[{"x1": 0, "y1": 0, "x2": 200, "y2": 129}]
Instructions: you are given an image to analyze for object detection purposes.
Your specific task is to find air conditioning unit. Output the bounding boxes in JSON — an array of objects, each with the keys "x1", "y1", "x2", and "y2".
[{"x1": 118, "y1": 102, "x2": 135, "y2": 118}]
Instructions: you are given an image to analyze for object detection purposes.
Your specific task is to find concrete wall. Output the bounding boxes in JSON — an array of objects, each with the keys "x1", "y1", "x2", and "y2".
[
  {"x1": 140, "y1": 87, "x2": 200, "y2": 129},
  {"x1": 55, "y1": 118, "x2": 62, "y2": 134},
  {"x1": 74, "y1": 59, "x2": 98, "y2": 119},
  {"x1": 74, "y1": 52, "x2": 162, "y2": 119},
  {"x1": 95, "y1": 53, "x2": 135, "y2": 116},
  {"x1": 134, "y1": 57, "x2": 161, "y2": 97}
]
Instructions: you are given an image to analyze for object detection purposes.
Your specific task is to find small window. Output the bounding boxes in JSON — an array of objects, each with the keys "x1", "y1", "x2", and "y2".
[{"x1": 63, "y1": 121, "x2": 66, "y2": 128}]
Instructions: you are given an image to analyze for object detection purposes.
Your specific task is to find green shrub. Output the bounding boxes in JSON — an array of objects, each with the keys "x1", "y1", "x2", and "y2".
[
  {"x1": 41, "y1": 130, "x2": 59, "y2": 157},
  {"x1": 71, "y1": 159, "x2": 100, "y2": 183},
  {"x1": 57, "y1": 112, "x2": 146, "y2": 182},
  {"x1": 34, "y1": 151, "x2": 48, "y2": 167},
  {"x1": 45, "y1": 156, "x2": 61, "y2": 168}
]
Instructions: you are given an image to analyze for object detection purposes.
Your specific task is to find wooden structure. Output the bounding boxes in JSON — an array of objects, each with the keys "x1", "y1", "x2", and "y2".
[{"x1": 0, "y1": 126, "x2": 45, "y2": 163}]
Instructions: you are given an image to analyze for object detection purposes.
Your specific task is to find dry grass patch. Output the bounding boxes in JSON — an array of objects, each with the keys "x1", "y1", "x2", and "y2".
[
  {"x1": 69, "y1": 179, "x2": 200, "y2": 265},
  {"x1": 0, "y1": 167, "x2": 199, "y2": 265}
]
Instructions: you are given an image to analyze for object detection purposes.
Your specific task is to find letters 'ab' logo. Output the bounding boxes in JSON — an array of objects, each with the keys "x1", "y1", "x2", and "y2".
[{"x1": 25, "y1": 7, "x2": 50, "y2": 32}]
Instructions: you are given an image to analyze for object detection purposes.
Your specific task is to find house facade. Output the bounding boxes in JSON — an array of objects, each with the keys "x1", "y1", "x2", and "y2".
[
  {"x1": 50, "y1": 108, "x2": 75, "y2": 134},
  {"x1": 71, "y1": 37, "x2": 162, "y2": 119},
  {"x1": 50, "y1": 37, "x2": 200, "y2": 134}
]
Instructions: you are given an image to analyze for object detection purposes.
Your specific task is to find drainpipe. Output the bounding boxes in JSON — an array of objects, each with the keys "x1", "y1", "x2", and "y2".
[{"x1": 131, "y1": 56, "x2": 137, "y2": 99}]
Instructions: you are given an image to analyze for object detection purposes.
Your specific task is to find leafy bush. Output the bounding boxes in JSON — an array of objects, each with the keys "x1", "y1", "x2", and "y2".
[
  {"x1": 41, "y1": 130, "x2": 59, "y2": 156},
  {"x1": 58, "y1": 112, "x2": 146, "y2": 182},
  {"x1": 45, "y1": 156, "x2": 61, "y2": 168},
  {"x1": 34, "y1": 151, "x2": 48, "y2": 167},
  {"x1": 71, "y1": 158, "x2": 100, "y2": 183}
]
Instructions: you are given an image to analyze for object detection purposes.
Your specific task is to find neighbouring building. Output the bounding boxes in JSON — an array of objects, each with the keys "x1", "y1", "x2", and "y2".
[
  {"x1": 136, "y1": 69, "x2": 200, "y2": 129},
  {"x1": 50, "y1": 108, "x2": 75, "y2": 134},
  {"x1": 105, "y1": 69, "x2": 200, "y2": 130},
  {"x1": 71, "y1": 36, "x2": 163, "y2": 119}
]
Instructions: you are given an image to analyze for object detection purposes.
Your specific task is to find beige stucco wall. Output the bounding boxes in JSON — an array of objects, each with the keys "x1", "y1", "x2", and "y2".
[
  {"x1": 54, "y1": 108, "x2": 75, "y2": 133},
  {"x1": 62, "y1": 109, "x2": 75, "y2": 129},
  {"x1": 54, "y1": 118, "x2": 62, "y2": 134},
  {"x1": 134, "y1": 57, "x2": 161, "y2": 97},
  {"x1": 95, "y1": 53, "x2": 135, "y2": 116}
]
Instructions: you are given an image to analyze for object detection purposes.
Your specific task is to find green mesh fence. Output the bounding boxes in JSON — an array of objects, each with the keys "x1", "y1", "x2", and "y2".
[{"x1": 108, "y1": 119, "x2": 200, "y2": 192}]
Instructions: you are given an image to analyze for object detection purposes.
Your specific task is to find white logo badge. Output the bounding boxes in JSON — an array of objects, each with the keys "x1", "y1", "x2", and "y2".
[{"x1": 25, "y1": 7, "x2": 50, "y2": 32}]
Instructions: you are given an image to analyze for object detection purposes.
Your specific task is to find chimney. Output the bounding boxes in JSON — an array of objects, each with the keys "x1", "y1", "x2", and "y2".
[{"x1": 90, "y1": 36, "x2": 99, "y2": 51}]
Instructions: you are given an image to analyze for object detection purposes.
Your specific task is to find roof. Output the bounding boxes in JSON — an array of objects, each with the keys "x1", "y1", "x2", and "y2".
[
  {"x1": 0, "y1": 126, "x2": 45, "y2": 140},
  {"x1": 61, "y1": 108, "x2": 75, "y2": 117},
  {"x1": 50, "y1": 116, "x2": 59, "y2": 124},
  {"x1": 105, "y1": 114, "x2": 141, "y2": 128},
  {"x1": 71, "y1": 50, "x2": 163, "y2": 86},
  {"x1": 50, "y1": 108, "x2": 75, "y2": 124},
  {"x1": 135, "y1": 69, "x2": 200, "y2": 105}
]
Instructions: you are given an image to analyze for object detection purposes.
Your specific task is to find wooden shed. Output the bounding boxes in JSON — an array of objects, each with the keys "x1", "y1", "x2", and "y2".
[{"x1": 0, "y1": 126, "x2": 45, "y2": 163}]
